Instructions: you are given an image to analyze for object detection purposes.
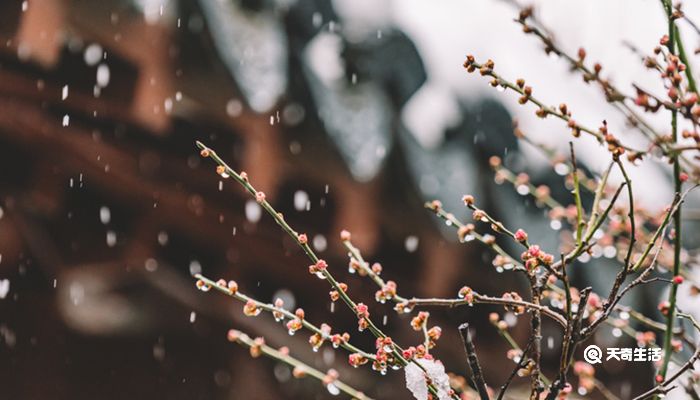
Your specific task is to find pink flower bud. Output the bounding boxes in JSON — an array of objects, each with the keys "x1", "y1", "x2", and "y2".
[{"x1": 514, "y1": 229, "x2": 528, "y2": 242}]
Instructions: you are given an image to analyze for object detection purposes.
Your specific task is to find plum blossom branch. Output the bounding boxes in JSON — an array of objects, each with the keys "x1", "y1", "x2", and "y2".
[
  {"x1": 226, "y1": 329, "x2": 373, "y2": 400},
  {"x1": 342, "y1": 234, "x2": 566, "y2": 326},
  {"x1": 195, "y1": 142, "x2": 459, "y2": 399},
  {"x1": 194, "y1": 274, "x2": 375, "y2": 359},
  {"x1": 462, "y1": 55, "x2": 645, "y2": 156}
]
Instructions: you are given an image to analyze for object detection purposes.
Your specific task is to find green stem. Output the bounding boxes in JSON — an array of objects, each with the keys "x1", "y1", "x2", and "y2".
[
  {"x1": 570, "y1": 143, "x2": 585, "y2": 246},
  {"x1": 658, "y1": 0, "x2": 684, "y2": 387}
]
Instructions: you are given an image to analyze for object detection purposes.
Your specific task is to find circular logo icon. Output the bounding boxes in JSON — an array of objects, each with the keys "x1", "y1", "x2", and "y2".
[{"x1": 583, "y1": 345, "x2": 603, "y2": 364}]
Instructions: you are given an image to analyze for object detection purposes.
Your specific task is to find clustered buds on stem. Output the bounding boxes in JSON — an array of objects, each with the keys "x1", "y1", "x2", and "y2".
[
  {"x1": 329, "y1": 282, "x2": 348, "y2": 302},
  {"x1": 309, "y1": 323, "x2": 332, "y2": 352},
  {"x1": 411, "y1": 311, "x2": 430, "y2": 331},
  {"x1": 457, "y1": 223, "x2": 475, "y2": 242},
  {"x1": 375, "y1": 280, "x2": 397, "y2": 303},
  {"x1": 331, "y1": 332, "x2": 350, "y2": 349},
  {"x1": 298, "y1": 233, "x2": 308, "y2": 245},
  {"x1": 520, "y1": 244, "x2": 554, "y2": 272},
  {"x1": 372, "y1": 337, "x2": 400, "y2": 374},
  {"x1": 273, "y1": 298, "x2": 285, "y2": 321},
  {"x1": 355, "y1": 303, "x2": 370, "y2": 332},
  {"x1": 458, "y1": 286, "x2": 475, "y2": 304},
  {"x1": 250, "y1": 337, "x2": 265, "y2": 358},
  {"x1": 309, "y1": 259, "x2": 328, "y2": 277},
  {"x1": 501, "y1": 292, "x2": 525, "y2": 314},
  {"x1": 348, "y1": 353, "x2": 368, "y2": 368},
  {"x1": 427, "y1": 327, "x2": 442, "y2": 345},
  {"x1": 243, "y1": 299, "x2": 261, "y2": 316}
]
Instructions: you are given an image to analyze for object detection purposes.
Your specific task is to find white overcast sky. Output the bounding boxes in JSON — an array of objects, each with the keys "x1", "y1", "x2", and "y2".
[{"x1": 367, "y1": 0, "x2": 700, "y2": 207}]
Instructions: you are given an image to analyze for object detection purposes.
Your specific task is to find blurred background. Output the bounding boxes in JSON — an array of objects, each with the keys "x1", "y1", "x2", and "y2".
[{"x1": 2, "y1": 0, "x2": 700, "y2": 399}]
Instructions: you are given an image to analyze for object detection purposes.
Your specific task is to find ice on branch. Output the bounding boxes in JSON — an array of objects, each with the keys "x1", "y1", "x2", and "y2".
[{"x1": 404, "y1": 359, "x2": 451, "y2": 400}]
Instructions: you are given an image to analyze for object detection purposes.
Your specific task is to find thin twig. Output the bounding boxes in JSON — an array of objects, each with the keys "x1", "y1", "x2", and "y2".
[
  {"x1": 228, "y1": 329, "x2": 373, "y2": 400},
  {"x1": 459, "y1": 323, "x2": 491, "y2": 400}
]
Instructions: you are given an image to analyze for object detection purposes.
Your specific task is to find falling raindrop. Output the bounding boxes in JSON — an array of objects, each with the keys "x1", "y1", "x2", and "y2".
[
  {"x1": 84, "y1": 44, "x2": 103, "y2": 66},
  {"x1": 99, "y1": 206, "x2": 111, "y2": 224},
  {"x1": 62, "y1": 115, "x2": 70, "y2": 127},
  {"x1": 0, "y1": 280, "x2": 9, "y2": 299},
  {"x1": 69, "y1": 282, "x2": 85, "y2": 305},
  {"x1": 313, "y1": 235, "x2": 327, "y2": 252},
  {"x1": 404, "y1": 236, "x2": 419, "y2": 253},
  {"x1": 189, "y1": 260, "x2": 202, "y2": 275},
  {"x1": 189, "y1": 311, "x2": 196, "y2": 323},
  {"x1": 554, "y1": 163, "x2": 569, "y2": 176},
  {"x1": 62, "y1": 85, "x2": 69, "y2": 100},
  {"x1": 106, "y1": 231, "x2": 117, "y2": 247},
  {"x1": 323, "y1": 348, "x2": 335, "y2": 365},
  {"x1": 312, "y1": 12, "x2": 322, "y2": 28},
  {"x1": 164, "y1": 98, "x2": 173, "y2": 114},
  {"x1": 96, "y1": 64, "x2": 110, "y2": 87},
  {"x1": 153, "y1": 342, "x2": 165, "y2": 361},
  {"x1": 226, "y1": 99, "x2": 243, "y2": 117},
  {"x1": 289, "y1": 141, "x2": 302, "y2": 155},
  {"x1": 145, "y1": 258, "x2": 158, "y2": 272},
  {"x1": 157, "y1": 231, "x2": 168, "y2": 246},
  {"x1": 273, "y1": 364, "x2": 291, "y2": 383},
  {"x1": 245, "y1": 200, "x2": 262, "y2": 223},
  {"x1": 550, "y1": 220, "x2": 562, "y2": 230},
  {"x1": 293, "y1": 190, "x2": 309, "y2": 211},
  {"x1": 272, "y1": 289, "x2": 295, "y2": 311}
]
